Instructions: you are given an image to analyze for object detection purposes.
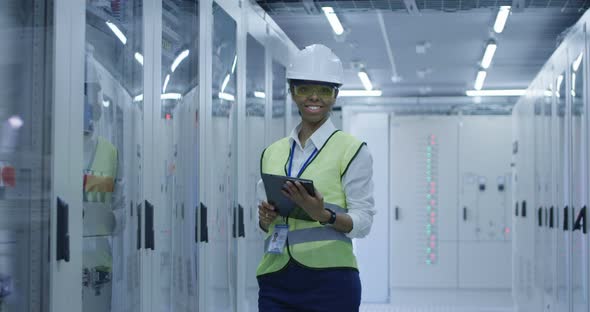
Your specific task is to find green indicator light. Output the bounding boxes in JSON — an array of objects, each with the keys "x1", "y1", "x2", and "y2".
[
  {"x1": 426, "y1": 194, "x2": 432, "y2": 199},
  {"x1": 427, "y1": 146, "x2": 432, "y2": 151},
  {"x1": 427, "y1": 153, "x2": 432, "y2": 158},
  {"x1": 426, "y1": 260, "x2": 432, "y2": 265},
  {"x1": 426, "y1": 224, "x2": 432, "y2": 229},
  {"x1": 427, "y1": 177, "x2": 432, "y2": 182},
  {"x1": 427, "y1": 206, "x2": 432, "y2": 211},
  {"x1": 427, "y1": 159, "x2": 431, "y2": 163},
  {"x1": 427, "y1": 248, "x2": 432, "y2": 253}
]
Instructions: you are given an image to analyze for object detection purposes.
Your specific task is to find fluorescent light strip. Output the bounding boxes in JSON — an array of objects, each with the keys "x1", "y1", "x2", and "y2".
[
  {"x1": 161, "y1": 93, "x2": 182, "y2": 100},
  {"x1": 221, "y1": 74, "x2": 231, "y2": 93},
  {"x1": 8, "y1": 116, "x2": 24, "y2": 129},
  {"x1": 573, "y1": 52, "x2": 583, "y2": 72},
  {"x1": 135, "y1": 52, "x2": 144, "y2": 66},
  {"x1": 544, "y1": 90, "x2": 553, "y2": 97},
  {"x1": 106, "y1": 21, "x2": 127, "y2": 45},
  {"x1": 133, "y1": 94, "x2": 144, "y2": 102},
  {"x1": 481, "y1": 43, "x2": 497, "y2": 69},
  {"x1": 231, "y1": 55, "x2": 238, "y2": 74},
  {"x1": 466, "y1": 89, "x2": 526, "y2": 97},
  {"x1": 171, "y1": 49, "x2": 190, "y2": 72},
  {"x1": 494, "y1": 6, "x2": 511, "y2": 33},
  {"x1": 556, "y1": 75, "x2": 564, "y2": 97},
  {"x1": 474, "y1": 70, "x2": 487, "y2": 91},
  {"x1": 339, "y1": 90, "x2": 382, "y2": 97},
  {"x1": 219, "y1": 92, "x2": 235, "y2": 101},
  {"x1": 254, "y1": 91, "x2": 266, "y2": 99},
  {"x1": 321, "y1": 7, "x2": 344, "y2": 35},
  {"x1": 162, "y1": 74, "x2": 171, "y2": 93},
  {"x1": 357, "y1": 70, "x2": 373, "y2": 91}
]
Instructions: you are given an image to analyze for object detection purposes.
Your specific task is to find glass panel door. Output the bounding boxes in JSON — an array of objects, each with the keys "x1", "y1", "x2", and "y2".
[
  {"x1": 0, "y1": 1, "x2": 53, "y2": 310},
  {"x1": 244, "y1": 33, "x2": 266, "y2": 312},
  {"x1": 159, "y1": 1, "x2": 200, "y2": 310},
  {"x1": 206, "y1": 3, "x2": 237, "y2": 311},
  {"x1": 83, "y1": 2, "x2": 144, "y2": 311},
  {"x1": 571, "y1": 45, "x2": 588, "y2": 312},
  {"x1": 555, "y1": 68, "x2": 571, "y2": 312}
]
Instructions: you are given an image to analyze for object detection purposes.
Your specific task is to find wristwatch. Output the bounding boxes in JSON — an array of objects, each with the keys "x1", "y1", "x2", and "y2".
[{"x1": 319, "y1": 208, "x2": 337, "y2": 225}]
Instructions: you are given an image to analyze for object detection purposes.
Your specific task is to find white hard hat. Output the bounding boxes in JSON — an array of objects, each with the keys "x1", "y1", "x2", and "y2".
[{"x1": 286, "y1": 44, "x2": 343, "y2": 85}]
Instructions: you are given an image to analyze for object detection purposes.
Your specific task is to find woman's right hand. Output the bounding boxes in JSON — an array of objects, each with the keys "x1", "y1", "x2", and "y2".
[{"x1": 258, "y1": 201, "x2": 278, "y2": 231}]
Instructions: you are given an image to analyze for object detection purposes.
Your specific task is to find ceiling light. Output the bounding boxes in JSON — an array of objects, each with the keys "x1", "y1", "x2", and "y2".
[
  {"x1": 321, "y1": 7, "x2": 344, "y2": 35},
  {"x1": 162, "y1": 74, "x2": 170, "y2": 93},
  {"x1": 358, "y1": 70, "x2": 373, "y2": 91},
  {"x1": 161, "y1": 93, "x2": 182, "y2": 100},
  {"x1": 339, "y1": 90, "x2": 382, "y2": 97},
  {"x1": 106, "y1": 21, "x2": 127, "y2": 45},
  {"x1": 466, "y1": 89, "x2": 526, "y2": 97},
  {"x1": 481, "y1": 42, "x2": 497, "y2": 69},
  {"x1": 135, "y1": 52, "x2": 144, "y2": 65},
  {"x1": 102, "y1": 100, "x2": 110, "y2": 108},
  {"x1": 493, "y1": 6, "x2": 511, "y2": 33},
  {"x1": 474, "y1": 70, "x2": 487, "y2": 91},
  {"x1": 8, "y1": 116, "x2": 23, "y2": 129},
  {"x1": 573, "y1": 52, "x2": 583, "y2": 72},
  {"x1": 231, "y1": 55, "x2": 238, "y2": 74},
  {"x1": 171, "y1": 49, "x2": 190, "y2": 72},
  {"x1": 254, "y1": 91, "x2": 266, "y2": 99},
  {"x1": 219, "y1": 92, "x2": 235, "y2": 101},
  {"x1": 544, "y1": 90, "x2": 553, "y2": 97},
  {"x1": 133, "y1": 94, "x2": 144, "y2": 102},
  {"x1": 221, "y1": 74, "x2": 231, "y2": 93},
  {"x1": 556, "y1": 74, "x2": 564, "y2": 97}
]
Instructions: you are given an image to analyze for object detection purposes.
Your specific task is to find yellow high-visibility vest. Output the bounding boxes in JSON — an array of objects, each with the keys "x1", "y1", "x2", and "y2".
[{"x1": 257, "y1": 130, "x2": 365, "y2": 276}]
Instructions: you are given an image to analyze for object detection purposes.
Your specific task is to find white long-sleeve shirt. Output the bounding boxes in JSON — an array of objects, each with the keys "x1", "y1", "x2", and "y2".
[{"x1": 257, "y1": 118, "x2": 376, "y2": 238}]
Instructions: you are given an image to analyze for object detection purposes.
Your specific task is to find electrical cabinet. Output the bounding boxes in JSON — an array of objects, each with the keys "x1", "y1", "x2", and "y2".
[{"x1": 512, "y1": 12, "x2": 590, "y2": 312}]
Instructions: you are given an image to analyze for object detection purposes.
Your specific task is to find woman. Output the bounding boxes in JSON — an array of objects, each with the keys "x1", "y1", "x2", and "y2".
[{"x1": 256, "y1": 44, "x2": 376, "y2": 312}]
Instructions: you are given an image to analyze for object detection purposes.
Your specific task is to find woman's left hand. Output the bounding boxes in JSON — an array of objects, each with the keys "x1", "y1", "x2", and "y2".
[{"x1": 281, "y1": 181, "x2": 327, "y2": 222}]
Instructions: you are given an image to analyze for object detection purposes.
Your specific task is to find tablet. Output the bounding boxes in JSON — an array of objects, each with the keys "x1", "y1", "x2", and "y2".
[{"x1": 261, "y1": 173, "x2": 315, "y2": 219}]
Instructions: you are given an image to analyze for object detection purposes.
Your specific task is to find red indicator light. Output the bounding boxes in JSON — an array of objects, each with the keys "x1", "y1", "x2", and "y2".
[
  {"x1": 431, "y1": 135, "x2": 436, "y2": 140},
  {"x1": 430, "y1": 253, "x2": 437, "y2": 261},
  {"x1": 430, "y1": 217, "x2": 436, "y2": 224},
  {"x1": 431, "y1": 182, "x2": 436, "y2": 187},
  {"x1": 430, "y1": 235, "x2": 436, "y2": 241},
  {"x1": 505, "y1": 227, "x2": 511, "y2": 234},
  {"x1": 431, "y1": 200, "x2": 436, "y2": 206},
  {"x1": 430, "y1": 188, "x2": 436, "y2": 194},
  {"x1": 430, "y1": 212, "x2": 436, "y2": 218},
  {"x1": 430, "y1": 242, "x2": 436, "y2": 248},
  {"x1": 165, "y1": 113, "x2": 172, "y2": 120}
]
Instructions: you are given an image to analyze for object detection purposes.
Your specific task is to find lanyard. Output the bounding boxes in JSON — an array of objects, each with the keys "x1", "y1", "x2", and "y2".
[{"x1": 287, "y1": 141, "x2": 318, "y2": 178}]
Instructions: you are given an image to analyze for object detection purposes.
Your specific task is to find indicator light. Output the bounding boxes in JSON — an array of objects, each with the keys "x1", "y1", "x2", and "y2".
[
  {"x1": 430, "y1": 242, "x2": 436, "y2": 248},
  {"x1": 430, "y1": 217, "x2": 436, "y2": 224}
]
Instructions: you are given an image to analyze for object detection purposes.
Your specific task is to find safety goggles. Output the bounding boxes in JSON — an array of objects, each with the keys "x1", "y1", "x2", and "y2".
[{"x1": 293, "y1": 84, "x2": 337, "y2": 98}]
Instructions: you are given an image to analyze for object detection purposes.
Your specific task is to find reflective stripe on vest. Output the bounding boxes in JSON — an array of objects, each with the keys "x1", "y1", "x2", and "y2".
[{"x1": 256, "y1": 130, "x2": 365, "y2": 276}]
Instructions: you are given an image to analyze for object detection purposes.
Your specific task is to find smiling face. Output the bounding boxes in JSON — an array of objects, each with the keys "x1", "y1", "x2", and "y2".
[{"x1": 290, "y1": 81, "x2": 338, "y2": 124}]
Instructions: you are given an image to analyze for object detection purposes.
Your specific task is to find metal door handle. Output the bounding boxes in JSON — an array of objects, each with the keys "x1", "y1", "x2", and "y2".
[
  {"x1": 395, "y1": 206, "x2": 399, "y2": 220},
  {"x1": 199, "y1": 203, "x2": 209, "y2": 243},
  {"x1": 56, "y1": 197, "x2": 70, "y2": 262},
  {"x1": 538, "y1": 207, "x2": 543, "y2": 227},
  {"x1": 549, "y1": 206, "x2": 555, "y2": 228},
  {"x1": 463, "y1": 207, "x2": 467, "y2": 221},
  {"x1": 238, "y1": 204, "x2": 245, "y2": 238},
  {"x1": 137, "y1": 203, "x2": 142, "y2": 250},
  {"x1": 521, "y1": 200, "x2": 527, "y2": 218},
  {"x1": 573, "y1": 206, "x2": 586, "y2": 234},
  {"x1": 563, "y1": 206, "x2": 569, "y2": 231},
  {"x1": 515, "y1": 202, "x2": 519, "y2": 217},
  {"x1": 145, "y1": 200, "x2": 155, "y2": 250}
]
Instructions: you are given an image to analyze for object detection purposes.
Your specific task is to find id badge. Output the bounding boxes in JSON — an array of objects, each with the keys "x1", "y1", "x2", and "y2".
[{"x1": 266, "y1": 224, "x2": 288, "y2": 254}]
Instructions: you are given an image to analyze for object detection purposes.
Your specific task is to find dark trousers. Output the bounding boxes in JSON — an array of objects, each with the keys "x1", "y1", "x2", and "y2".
[{"x1": 257, "y1": 261, "x2": 361, "y2": 312}]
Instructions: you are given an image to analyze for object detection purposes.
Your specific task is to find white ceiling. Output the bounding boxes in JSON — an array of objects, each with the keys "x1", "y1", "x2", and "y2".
[{"x1": 261, "y1": 3, "x2": 585, "y2": 98}]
